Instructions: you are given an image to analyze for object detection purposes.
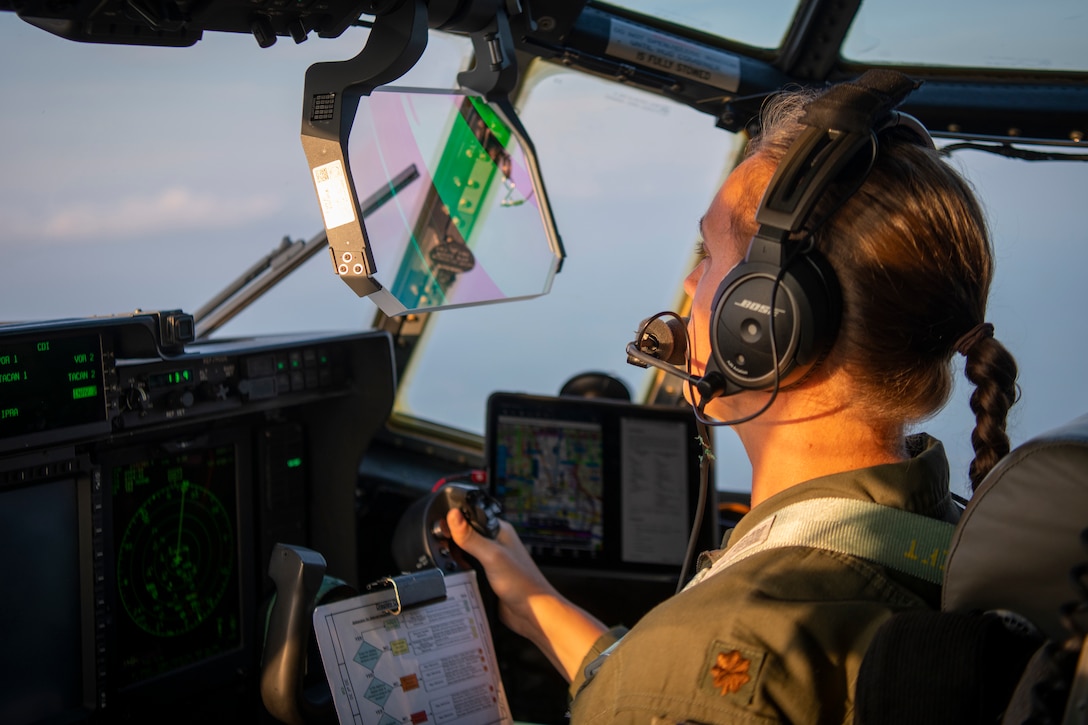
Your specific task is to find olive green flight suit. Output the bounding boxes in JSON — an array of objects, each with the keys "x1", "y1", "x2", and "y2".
[{"x1": 567, "y1": 435, "x2": 959, "y2": 724}]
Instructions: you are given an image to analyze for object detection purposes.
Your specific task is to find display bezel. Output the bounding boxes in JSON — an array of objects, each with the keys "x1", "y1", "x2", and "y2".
[
  {"x1": 485, "y1": 392, "x2": 707, "y2": 576},
  {"x1": 0, "y1": 453, "x2": 97, "y2": 725},
  {"x1": 0, "y1": 331, "x2": 111, "y2": 454},
  {"x1": 97, "y1": 426, "x2": 256, "y2": 706}
]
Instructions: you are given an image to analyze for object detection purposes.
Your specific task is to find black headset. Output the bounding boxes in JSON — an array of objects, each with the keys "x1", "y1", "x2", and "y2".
[{"x1": 700, "y1": 70, "x2": 935, "y2": 401}]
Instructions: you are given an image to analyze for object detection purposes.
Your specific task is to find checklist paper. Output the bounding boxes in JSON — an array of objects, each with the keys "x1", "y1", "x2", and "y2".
[{"x1": 313, "y1": 570, "x2": 512, "y2": 725}]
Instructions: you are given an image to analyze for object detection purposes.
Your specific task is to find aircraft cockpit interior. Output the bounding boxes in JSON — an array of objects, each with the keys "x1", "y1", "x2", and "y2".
[{"x1": 1, "y1": 1, "x2": 1087, "y2": 723}]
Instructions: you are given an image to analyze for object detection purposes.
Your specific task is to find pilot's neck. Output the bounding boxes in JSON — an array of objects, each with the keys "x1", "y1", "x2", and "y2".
[{"x1": 730, "y1": 379, "x2": 907, "y2": 508}]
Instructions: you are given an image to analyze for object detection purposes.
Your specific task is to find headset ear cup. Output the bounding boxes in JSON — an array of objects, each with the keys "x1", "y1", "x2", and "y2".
[{"x1": 708, "y1": 251, "x2": 840, "y2": 391}]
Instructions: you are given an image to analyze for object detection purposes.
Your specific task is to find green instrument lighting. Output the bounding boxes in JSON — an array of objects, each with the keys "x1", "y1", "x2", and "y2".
[
  {"x1": 72, "y1": 384, "x2": 98, "y2": 400},
  {"x1": 166, "y1": 369, "x2": 193, "y2": 385},
  {"x1": 286, "y1": 457, "x2": 303, "y2": 469}
]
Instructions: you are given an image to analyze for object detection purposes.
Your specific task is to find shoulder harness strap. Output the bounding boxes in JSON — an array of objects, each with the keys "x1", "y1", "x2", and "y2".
[{"x1": 686, "y1": 497, "x2": 955, "y2": 590}]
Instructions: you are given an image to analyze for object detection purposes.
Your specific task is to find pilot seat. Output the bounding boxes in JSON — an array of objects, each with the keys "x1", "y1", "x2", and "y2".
[{"x1": 855, "y1": 412, "x2": 1088, "y2": 724}]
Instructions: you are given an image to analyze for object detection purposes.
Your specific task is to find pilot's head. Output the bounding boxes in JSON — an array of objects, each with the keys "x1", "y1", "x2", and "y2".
[{"x1": 684, "y1": 83, "x2": 1017, "y2": 490}]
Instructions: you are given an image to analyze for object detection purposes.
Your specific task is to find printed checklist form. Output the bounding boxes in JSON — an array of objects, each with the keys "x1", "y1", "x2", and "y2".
[{"x1": 313, "y1": 570, "x2": 512, "y2": 725}]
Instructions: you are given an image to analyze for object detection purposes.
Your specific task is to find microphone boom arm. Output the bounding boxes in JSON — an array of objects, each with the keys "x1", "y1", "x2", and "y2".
[{"x1": 624, "y1": 342, "x2": 701, "y2": 386}]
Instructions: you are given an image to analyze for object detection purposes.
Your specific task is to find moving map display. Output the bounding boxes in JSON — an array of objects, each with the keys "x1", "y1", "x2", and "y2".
[
  {"x1": 492, "y1": 416, "x2": 604, "y2": 559},
  {"x1": 486, "y1": 393, "x2": 705, "y2": 573}
]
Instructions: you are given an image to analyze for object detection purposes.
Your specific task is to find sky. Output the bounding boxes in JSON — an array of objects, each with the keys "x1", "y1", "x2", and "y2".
[
  {"x1": 0, "y1": 18, "x2": 378, "y2": 326},
  {"x1": 1, "y1": 12, "x2": 1087, "y2": 498}
]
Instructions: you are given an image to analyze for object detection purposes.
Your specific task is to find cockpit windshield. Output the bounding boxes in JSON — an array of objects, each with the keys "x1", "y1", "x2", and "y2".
[
  {"x1": 604, "y1": 0, "x2": 1088, "y2": 72},
  {"x1": 1, "y1": 2, "x2": 1086, "y2": 503}
]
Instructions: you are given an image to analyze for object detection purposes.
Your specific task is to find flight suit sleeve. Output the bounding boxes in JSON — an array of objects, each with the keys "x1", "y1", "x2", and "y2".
[{"x1": 568, "y1": 626, "x2": 629, "y2": 700}]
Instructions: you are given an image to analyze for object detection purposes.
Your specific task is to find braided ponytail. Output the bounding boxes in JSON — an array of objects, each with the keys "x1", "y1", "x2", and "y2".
[{"x1": 961, "y1": 332, "x2": 1019, "y2": 490}]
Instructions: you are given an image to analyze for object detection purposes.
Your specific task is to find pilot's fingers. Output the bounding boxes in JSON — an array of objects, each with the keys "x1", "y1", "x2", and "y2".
[
  {"x1": 447, "y1": 510, "x2": 536, "y2": 577},
  {"x1": 445, "y1": 508, "x2": 493, "y2": 558},
  {"x1": 493, "y1": 519, "x2": 521, "y2": 546}
]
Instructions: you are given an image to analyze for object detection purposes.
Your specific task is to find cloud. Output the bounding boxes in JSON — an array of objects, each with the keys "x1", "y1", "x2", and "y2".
[{"x1": 4, "y1": 186, "x2": 284, "y2": 244}]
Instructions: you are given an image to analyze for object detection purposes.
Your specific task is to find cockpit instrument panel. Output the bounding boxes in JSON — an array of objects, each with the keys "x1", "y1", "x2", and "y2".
[
  {"x1": 0, "y1": 331, "x2": 110, "y2": 449},
  {"x1": 0, "y1": 312, "x2": 395, "y2": 724}
]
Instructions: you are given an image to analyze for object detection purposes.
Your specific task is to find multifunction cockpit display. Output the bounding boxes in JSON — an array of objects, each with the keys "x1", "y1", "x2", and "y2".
[
  {"x1": 0, "y1": 332, "x2": 106, "y2": 441},
  {"x1": 0, "y1": 312, "x2": 396, "y2": 724},
  {"x1": 107, "y1": 439, "x2": 245, "y2": 689}
]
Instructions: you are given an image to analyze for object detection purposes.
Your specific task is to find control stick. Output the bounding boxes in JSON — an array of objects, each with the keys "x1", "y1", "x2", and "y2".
[{"x1": 391, "y1": 482, "x2": 502, "y2": 573}]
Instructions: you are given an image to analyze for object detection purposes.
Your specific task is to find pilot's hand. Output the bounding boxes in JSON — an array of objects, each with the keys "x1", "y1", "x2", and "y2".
[
  {"x1": 445, "y1": 510, "x2": 554, "y2": 632},
  {"x1": 446, "y1": 509, "x2": 608, "y2": 682}
]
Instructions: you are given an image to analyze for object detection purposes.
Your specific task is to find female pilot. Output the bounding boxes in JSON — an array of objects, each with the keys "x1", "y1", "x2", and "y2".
[{"x1": 446, "y1": 72, "x2": 1019, "y2": 724}]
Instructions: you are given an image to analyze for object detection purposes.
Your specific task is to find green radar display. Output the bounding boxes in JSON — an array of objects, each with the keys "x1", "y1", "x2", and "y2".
[{"x1": 110, "y1": 443, "x2": 242, "y2": 687}]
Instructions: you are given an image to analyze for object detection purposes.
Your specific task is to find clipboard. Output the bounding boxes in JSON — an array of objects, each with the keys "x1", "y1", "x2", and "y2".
[{"x1": 312, "y1": 568, "x2": 513, "y2": 725}]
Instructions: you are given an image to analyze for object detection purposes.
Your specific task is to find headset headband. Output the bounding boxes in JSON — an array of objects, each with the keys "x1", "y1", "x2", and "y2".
[
  {"x1": 750, "y1": 70, "x2": 929, "y2": 266},
  {"x1": 696, "y1": 70, "x2": 931, "y2": 408}
]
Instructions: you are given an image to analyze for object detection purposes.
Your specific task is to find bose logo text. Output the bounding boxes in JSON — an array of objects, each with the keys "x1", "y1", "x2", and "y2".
[{"x1": 734, "y1": 299, "x2": 786, "y2": 317}]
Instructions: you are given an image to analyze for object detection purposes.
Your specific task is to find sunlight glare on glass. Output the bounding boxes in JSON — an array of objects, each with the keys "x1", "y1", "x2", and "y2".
[{"x1": 347, "y1": 88, "x2": 562, "y2": 315}]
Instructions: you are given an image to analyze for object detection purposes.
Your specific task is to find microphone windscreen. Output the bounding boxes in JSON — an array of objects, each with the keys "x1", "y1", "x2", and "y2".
[{"x1": 637, "y1": 315, "x2": 687, "y2": 365}]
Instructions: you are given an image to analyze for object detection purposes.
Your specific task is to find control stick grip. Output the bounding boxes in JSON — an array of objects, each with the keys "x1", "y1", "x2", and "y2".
[
  {"x1": 391, "y1": 482, "x2": 502, "y2": 573},
  {"x1": 441, "y1": 482, "x2": 502, "y2": 540}
]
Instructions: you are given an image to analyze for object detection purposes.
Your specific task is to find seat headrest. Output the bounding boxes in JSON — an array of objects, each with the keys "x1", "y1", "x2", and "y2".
[{"x1": 943, "y1": 412, "x2": 1088, "y2": 641}]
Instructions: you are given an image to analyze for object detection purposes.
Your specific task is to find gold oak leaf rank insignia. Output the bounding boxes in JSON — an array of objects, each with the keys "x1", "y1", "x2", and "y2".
[{"x1": 711, "y1": 650, "x2": 751, "y2": 696}]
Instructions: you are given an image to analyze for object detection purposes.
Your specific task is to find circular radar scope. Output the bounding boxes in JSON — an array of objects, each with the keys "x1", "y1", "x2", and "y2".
[{"x1": 116, "y1": 477, "x2": 235, "y2": 637}]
